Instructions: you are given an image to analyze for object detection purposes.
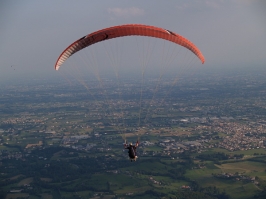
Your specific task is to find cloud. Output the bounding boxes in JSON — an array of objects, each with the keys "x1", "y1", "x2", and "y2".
[
  {"x1": 108, "y1": 7, "x2": 144, "y2": 18},
  {"x1": 176, "y1": 0, "x2": 224, "y2": 10},
  {"x1": 205, "y1": 0, "x2": 222, "y2": 9}
]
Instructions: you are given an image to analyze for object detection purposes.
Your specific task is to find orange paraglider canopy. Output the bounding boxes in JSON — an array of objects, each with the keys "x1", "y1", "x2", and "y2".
[{"x1": 55, "y1": 24, "x2": 205, "y2": 70}]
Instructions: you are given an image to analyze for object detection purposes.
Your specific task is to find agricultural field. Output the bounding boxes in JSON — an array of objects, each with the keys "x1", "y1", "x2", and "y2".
[{"x1": 185, "y1": 159, "x2": 266, "y2": 199}]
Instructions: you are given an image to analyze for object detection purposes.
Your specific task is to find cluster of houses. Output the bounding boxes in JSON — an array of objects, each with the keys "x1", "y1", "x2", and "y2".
[
  {"x1": 195, "y1": 120, "x2": 266, "y2": 152},
  {"x1": 213, "y1": 173, "x2": 259, "y2": 185},
  {"x1": 159, "y1": 138, "x2": 202, "y2": 154}
]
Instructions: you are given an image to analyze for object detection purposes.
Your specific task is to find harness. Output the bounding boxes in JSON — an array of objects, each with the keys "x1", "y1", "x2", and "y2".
[{"x1": 128, "y1": 146, "x2": 136, "y2": 158}]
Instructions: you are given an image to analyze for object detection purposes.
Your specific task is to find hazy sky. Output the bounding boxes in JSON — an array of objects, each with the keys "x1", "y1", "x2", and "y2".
[{"x1": 1, "y1": 0, "x2": 266, "y2": 82}]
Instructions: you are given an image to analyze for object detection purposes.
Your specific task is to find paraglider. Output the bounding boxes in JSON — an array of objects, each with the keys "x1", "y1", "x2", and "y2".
[{"x1": 54, "y1": 24, "x2": 205, "y2": 161}]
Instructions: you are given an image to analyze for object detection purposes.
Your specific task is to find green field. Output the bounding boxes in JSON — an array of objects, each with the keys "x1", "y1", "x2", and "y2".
[{"x1": 185, "y1": 159, "x2": 266, "y2": 199}]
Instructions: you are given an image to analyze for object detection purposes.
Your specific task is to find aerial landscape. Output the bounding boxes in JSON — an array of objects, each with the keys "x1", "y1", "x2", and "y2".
[{"x1": 1, "y1": 1, "x2": 266, "y2": 199}]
